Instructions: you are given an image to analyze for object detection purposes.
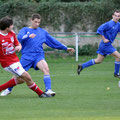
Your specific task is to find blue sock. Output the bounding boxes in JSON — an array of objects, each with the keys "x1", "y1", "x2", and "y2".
[
  {"x1": 44, "y1": 75, "x2": 51, "y2": 91},
  {"x1": 8, "y1": 87, "x2": 13, "y2": 91},
  {"x1": 114, "y1": 61, "x2": 120, "y2": 75},
  {"x1": 82, "y1": 59, "x2": 95, "y2": 69}
]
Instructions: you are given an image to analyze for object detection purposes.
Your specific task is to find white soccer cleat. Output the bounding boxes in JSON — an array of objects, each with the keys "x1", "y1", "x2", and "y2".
[
  {"x1": 0, "y1": 89, "x2": 11, "y2": 96},
  {"x1": 45, "y1": 89, "x2": 56, "y2": 97}
]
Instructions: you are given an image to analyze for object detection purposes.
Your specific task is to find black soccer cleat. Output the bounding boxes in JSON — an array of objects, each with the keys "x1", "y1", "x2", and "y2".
[
  {"x1": 39, "y1": 93, "x2": 52, "y2": 98},
  {"x1": 77, "y1": 64, "x2": 83, "y2": 75},
  {"x1": 114, "y1": 73, "x2": 120, "y2": 79}
]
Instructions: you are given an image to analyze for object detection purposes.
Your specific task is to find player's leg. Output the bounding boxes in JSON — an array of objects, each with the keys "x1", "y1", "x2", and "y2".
[
  {"x1": 0, "y1": 77, "x2": 24, "y2": 96},
  {"x1": 36, "y1": 60, "x2": 56, "y2": 96},
  {"x1": 2, "y1": 57, "x2": 33, "y2": 96},
  {"x1": 0, "y1": 62, "x2": 51, "y2": 97},
  {"x1": 77, "y1": 54, "x2": 104, "y2": 75},
  {"x1": 111, "y1": 51, "x2": 120, "y2": 78},
  {"x1": 19, "y1": 71, "x2": 45, "y2": 97}
]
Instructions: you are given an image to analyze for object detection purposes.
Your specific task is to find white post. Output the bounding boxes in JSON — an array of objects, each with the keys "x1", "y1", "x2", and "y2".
[{"x1": 75, "y1": 33, "x2": 79, "y2": 62}]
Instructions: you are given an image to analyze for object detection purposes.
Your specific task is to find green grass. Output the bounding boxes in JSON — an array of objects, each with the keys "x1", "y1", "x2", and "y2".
[{"x1": 0, "y1": 56, "x2": 120, "y2": 120}]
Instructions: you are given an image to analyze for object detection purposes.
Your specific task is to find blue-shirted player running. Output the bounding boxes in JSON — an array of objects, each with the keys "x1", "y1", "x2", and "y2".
[
  {"x1": 77, "y1": 10, "x2": 120, "y2": 78},
  {"x1": 1, "y1": 13, "x2": 75, "y2": 96}
]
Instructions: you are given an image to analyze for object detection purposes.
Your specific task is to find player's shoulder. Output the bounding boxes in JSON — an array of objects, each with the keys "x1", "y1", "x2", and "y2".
[
  {"x1": 117, "y1": 21, "x2": 120, "y2": 25},
  {"x1": 37, "y1": 27, "x2": 48, "y2": 35},
  {"x1": 101, "y1": 20, "x2": 112, "y2": 28},
  {"x1": 9, "y1": 30, "x2": 16, "y2": 35},
  {"x1": 104, "y1": 20, "x2": 111, "y2": 25},
  {"x1": 20, "y1": 27, "x2": 29, "y2": 31},
  {"x1": 38, "y1": 27, "x2": 46, "y2": 32}
]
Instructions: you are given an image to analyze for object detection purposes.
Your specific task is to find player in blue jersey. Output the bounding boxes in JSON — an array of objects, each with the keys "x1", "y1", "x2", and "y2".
[
  {"x1": 77, "y1": 10, "x2": 120, "y2": 78},
  {"x1": 1, "y1": 13, "x2": 75, "y2": 96}
]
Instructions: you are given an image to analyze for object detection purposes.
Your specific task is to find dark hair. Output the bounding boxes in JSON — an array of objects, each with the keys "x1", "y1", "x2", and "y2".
[
  {"x1": 31, "y1": 13, "x2": 41, "y2": 20},
  {"x1": 113, "y1": 9, "x2": 120, "y2": 14},
  {"x1": 0, "y1": 17, "x2": 13, "y2": 30}
]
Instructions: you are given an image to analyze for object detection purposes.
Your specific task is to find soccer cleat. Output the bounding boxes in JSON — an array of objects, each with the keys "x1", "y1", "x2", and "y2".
[
  {"x1": 77, "y1": 64, "x2": 83, "y2": 75},
  {"x1": 45, "y1": 89, "x2": 56, "y2": 97},
  {"x1": 39, "y1": 93, "x2": 52, "y2": 98},
  {"x1": 114, "y1": 73, "x2": 120, "y2": 79},
  {"x1": 0, "y1": 89, "x2": 11, "y2": 96}
]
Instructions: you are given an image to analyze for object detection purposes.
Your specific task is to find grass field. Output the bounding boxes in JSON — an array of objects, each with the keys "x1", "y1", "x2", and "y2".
[{"x1": 0, "y1": 56, "x2": 120, "y2": 120}]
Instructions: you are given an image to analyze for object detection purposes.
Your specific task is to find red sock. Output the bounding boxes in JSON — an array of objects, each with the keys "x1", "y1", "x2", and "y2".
[
  {"x1": 28, "y1": 83, "x2": 43, "y2": 96},
  {"x1": 0, "y1": 78, "x2": 17, "y2": 91}
]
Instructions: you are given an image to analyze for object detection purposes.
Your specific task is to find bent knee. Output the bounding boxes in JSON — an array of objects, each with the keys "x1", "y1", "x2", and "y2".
[
  {"x1": 43, "y1": 68, "x2": 50, "y2": 74},
  {"x1": 21, "y1": 71, "x2": 32, "y2": 81},
  {"x1": 95, "y1": 60, "x2": 103, "y2": 64}
]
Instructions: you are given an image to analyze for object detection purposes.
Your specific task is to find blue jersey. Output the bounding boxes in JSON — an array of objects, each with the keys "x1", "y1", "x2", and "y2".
[
  {"x1": 96, "y1": 20, "x2": 120, "y2": 56},
  {"x1": 97, "y1": 20, "x2": 120, "y2": 44},
  {"x1": 17, "y1": 27, "x2": 67, "y2": 56},
  {"x1": 17, "y1": 27, "x2": 68, "y2": 70}
]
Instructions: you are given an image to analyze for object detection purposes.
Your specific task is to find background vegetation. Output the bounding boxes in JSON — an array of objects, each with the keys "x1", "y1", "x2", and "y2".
[
  {"x1": 0, "y1": 0, "x2": 119, "y2": 32},
  {"x1": 0, "y1": 0, "x2": 120, "y2": 56}
]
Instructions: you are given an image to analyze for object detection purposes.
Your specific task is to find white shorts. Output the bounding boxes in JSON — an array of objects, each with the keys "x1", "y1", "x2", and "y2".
[{"x1": 4, "y1": 62, "x2": 25, "y2": 77}]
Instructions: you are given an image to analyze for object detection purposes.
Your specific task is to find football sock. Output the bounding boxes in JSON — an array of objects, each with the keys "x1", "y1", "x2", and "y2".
[
  {"x1": 82, "y1": 59, "x2": 95, "y2": 69},
  {"x1": 0, "y1": 78, "x2": 17, "y2": 92},
  {"x1": 28, "y1": 82, "x2": 43, "y2": 96},
  {"x1": 8, "y1": 87, "x2": 14, "y2": 91},
  {"x1": 114, "y1": 61, "x2": 120, "y2": 75},
  {"x1": 44, "y1": 75, "x2": 51, "y2": 91}
]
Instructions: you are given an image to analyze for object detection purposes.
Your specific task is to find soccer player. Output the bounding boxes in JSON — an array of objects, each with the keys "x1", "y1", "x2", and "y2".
[
  {"x1": 77, "y1": 10, "x2": 120, "y2": 78},
  {"x1": 1, "y1": 13, "x2": 75, "y2": 96},
  {"x1": 0, "y1": 17, "x2": 51, "y2": 98}
]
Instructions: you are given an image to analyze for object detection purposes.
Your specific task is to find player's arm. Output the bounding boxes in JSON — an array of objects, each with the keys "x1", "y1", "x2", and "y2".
[
  {"x1": 15, "y1": 43, "x2": 22, "y2": 52},
  {"x1": 13, "y1": 32, "x2": 22, "y2": 52},
  {"x1": 67, "y1": 48, "x2": 75, "y2": 53},
  {"x1": 17, "y1": 28, "x2": 36, "y2": 43},
  {"x1": 97, "y1": 23, "x2": 109, "y2": 43},
  {"x1": 45, "y1": 32, "x2": 68, "y2": 50},
  {"x1": 45, "y1": 32, "x2": 75, "y2": 53},
  {"x1": 101, "y1": 35, "x2": 109, "y2": 43}
]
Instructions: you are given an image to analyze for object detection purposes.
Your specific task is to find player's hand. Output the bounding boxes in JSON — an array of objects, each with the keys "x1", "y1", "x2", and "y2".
[
  {"x1": 67, "y1": 48, "x2": 75, "y2": 53},
  {"x1": 103, "y1": 39, "x2": 109, "y2": 43},
  {"x1": 15, "y1": 44, "x2": 22, "y2": 52},
  {"x1": 29, "y1": 33, "x2": 36, "y2": 38}
]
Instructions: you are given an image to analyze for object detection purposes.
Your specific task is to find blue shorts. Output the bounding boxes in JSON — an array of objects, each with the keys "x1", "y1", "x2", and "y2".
[
  {"x1": 97, "y1": 41, "x2": 116, "y2": 56},
  {"x1": 20, "y1": 53, "x2": 45, "y2": 71}
]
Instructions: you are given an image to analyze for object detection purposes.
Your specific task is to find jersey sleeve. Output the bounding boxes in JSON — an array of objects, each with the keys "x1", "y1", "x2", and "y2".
[
  {"x1": 17, "y1": 27, "x2": 30, "y2": 43},
  {"x1": 97, "y1": 22, "x2": 109, "y2": 36},
  {"x1": 45, "y1": 32, "x2": 67, "y2": 50}
]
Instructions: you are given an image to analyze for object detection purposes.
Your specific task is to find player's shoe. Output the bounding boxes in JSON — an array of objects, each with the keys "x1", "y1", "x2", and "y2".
[
  {"x1": 114, "y1": 73, "x2": 120, "y2": 79},
  {"x1": 0, "y1": 89, "x2": 11, "y2": 96},
  {"x1": 39, "y1": 93, "x2": 52, "y2": 98},
  {"x1": 77, "y1": 64, "x2": 83, "y2": 75},
  {"x1": 45, "y1": 89, "x2": 56, "y2": 97}
]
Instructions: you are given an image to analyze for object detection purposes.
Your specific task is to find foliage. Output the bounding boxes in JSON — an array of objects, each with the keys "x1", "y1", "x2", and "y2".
[
  {"x1": 0, "y1": 0, "x2": 118, "y2": 32},
  {"x1": 78, "y1": 43, "x2": 98, "y2": 56},
  {"x1": 44, "y1": 43, "x2": 98, "y2": 56},
  {"x1": 36, "y1": 1, "x2": 115, "y2": 32}
]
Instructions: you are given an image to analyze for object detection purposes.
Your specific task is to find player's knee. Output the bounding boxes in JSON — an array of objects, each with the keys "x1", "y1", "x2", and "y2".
[
  {"x1": 95, "y1": 60, "x2": 102, "y2": 64},
  {"x1": 21, "y1": 71, "x2": 32, "y2": 82},
  {"x1": 116, "y1": 57, "x2": 120, "y2": 61},
  {"x1": 16, "y1": 77, "x2": 25, "y2": 84},
  {"x1": 43, "y1": 67, "x2": 49, "y2": 74}
]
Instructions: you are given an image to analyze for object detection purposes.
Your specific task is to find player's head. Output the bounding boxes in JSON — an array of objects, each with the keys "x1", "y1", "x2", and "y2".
[
  {"x1": 112, "y1": 10, "x2": 120, "y2": 22},
  {"x1": 0, "y1": 17, "x2": 13, "y2": 31},
  {"x1": 31, "y1": 13, "x2": 41, "y2": 29}
]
